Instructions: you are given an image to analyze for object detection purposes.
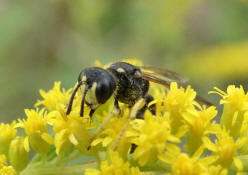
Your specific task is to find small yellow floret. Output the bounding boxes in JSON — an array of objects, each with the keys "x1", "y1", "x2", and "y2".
[
  {"x1": 35, "y1": 81, "x2": 72, "y2": 112},
  {"x1": 17, "y1": 108, "x2": 53, "y2": 155},
  {"x1": 0, "y1": 155, "x2": 16, "y2": 175},
  {"x1": 210, "y1": 85, "x2": 248, "y2": 138},
  {"x1": 171, "y1": 153, "x2": 204, "y2": 175},
  {"x1": 0, "y1": 155, "x2": 7, "y2": 168},
  {"x1": 129, "y1": 114, "x2": 179, "y2": 166},
  {"x1": 9, "y1": 137, "x2": 29, "y2": 172},
  {"x1": 53, "y1": 111, "x2": 94, "y2": 155},
  {"x1": 203, "y1": 130, "x2": 246, "y2": 170},
  {"x1": 0, "y1": 165, "x2": 17, "y2": 175},
  {"x1": 85, "y1": 151, "x2": 143, "y2": 175},
  {"x1": 152, "y1": 82, "x2": 197, "y2": 136},
  {"x1": 183, "y1": 106, "x2": 218, "y2": 155},
  {"x1": 0, "y1": 121, "x2": 17, "y2": 155}
]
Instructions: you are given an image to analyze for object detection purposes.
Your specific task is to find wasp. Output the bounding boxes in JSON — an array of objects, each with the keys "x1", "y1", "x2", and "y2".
[{"x1": 66, "y1": 61, "x2": 211, "y2": 150}]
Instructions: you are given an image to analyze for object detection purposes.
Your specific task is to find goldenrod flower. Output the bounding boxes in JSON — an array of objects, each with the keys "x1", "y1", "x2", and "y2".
[
  {"x1": 159, "y1": 144, "x2": 207, "y2": 175},
  {"x1": 201, "y1": 165, "x2": 227, "y2": 175},
  {"x1": 160, "y1": 82, "x2": 196, "y2": 135},
  {"x1": 0, "y1": 155, "x2": 16, "y2": 175},
  {"x1": 0, "y1": 166, "x2": 16, "y2": 175},
  {"x1": 164, "y1": 153, "x2": 205, "y2": 175},
  {"x1": 202, "y1": 130, "x2": 247, "y2": 170},
  {"x1": 52, "y1": 109, "x2": 95, "y2": 155},
  {"x1": 3, "y1": 59, "x2": 248, "y2": 174},
  {"x1": 210, "y1": 85, "x2": 248, "y2": 138},
  {"x1": 16, "y1": 108, "x2": 53, "y2": 156},
  {"x1": 9, "y1": 137, "x2": 29, "y2": 172},
  {"x1": 91, "y1": 110, "x2": 131, "y2": 154},
  {"x1": 172, "y1": 154, "x2": 204, "y2": 175},
  {"x1": 128, "y1": 113, "x2": 180, "y2": 166},
  {"x1": 0, "y1": 155, "x2": 7, "y2": 168},
  {"x1": 0, "y1": 121, "x2": 17, "y2": 156},
  {"x1": 35, "y1": 81, "x2": 72, "y2": 113},
  {"x1": 85, "y1": 151, "x2": 143, "y2": 175},
  {"x1": 183, "y1": 106, "x2": 219, "y2": 155}
]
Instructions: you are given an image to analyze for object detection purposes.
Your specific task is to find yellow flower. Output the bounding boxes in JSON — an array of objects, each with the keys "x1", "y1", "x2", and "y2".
[
  {"x1": 128, "y1": 113, "x2": 180, "y2": 166},
  {"x1": 163, "y1": 153, "x2": 205, "y2": 175},
  {"x1": 0, "y1": 166, "x2": 16, "y2": 175},
  {"x1": 0, "y1": 155, "x2": 7, "y2": 168},
  {"x1": 0, "y1": 155, "x2": 16, "y2": 175},
  {"x1": 158, "y1": 82, "x2": 197, "y2": 135},
  {"x1": 201, "y1": 165, "x2": 227, "y2": 175},
  {"x1": 0, "y1": 121, "x2": 17, "y2": 156},
  {"x1": 9, "y1": 137, "x2": 29, "y2": 172},
  {"x1": 91, "y1": 110, "x2": 131, "y2": 154},
  {"x1": 52, "y1": 109, "x2": 95, "y2": 156},
  {"x1": 183, "y1": 106, "x2": 219, "y2": 155},
  {"x1": 17, "y1": 108, "x2": 53, "y2": 156},
  {"x1": 172, "y1": 154, "x2": 203, "y2": 175},
  {"x1": 85, "y1": 151, "x2": 143, "y2": 175},
  {"x1": 210, "y1": 85, "x2": 248, "y2": 138},
  {"x1": 202, "y1": 130, "x2": 248, "y2": 171},
  {"x1": 35, "y1": 81, "x2": 72, "y2": 113},
  {"x1": 159, "y1": 143, "x2": 208, "y2": 175}
]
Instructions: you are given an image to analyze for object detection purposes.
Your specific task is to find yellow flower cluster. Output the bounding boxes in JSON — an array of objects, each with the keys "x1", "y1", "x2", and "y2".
[
  {"x1": 2, "y1": 60, "x2": 248, "y2": 175},
  {"x1": 0, "y1": 154, "x2": 16, "y2": 175}
]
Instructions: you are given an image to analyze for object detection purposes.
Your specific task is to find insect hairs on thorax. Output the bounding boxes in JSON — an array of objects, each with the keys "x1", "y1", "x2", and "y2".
[{"x1": 107, "y1": 62, "x2": 149, "y2": 106}]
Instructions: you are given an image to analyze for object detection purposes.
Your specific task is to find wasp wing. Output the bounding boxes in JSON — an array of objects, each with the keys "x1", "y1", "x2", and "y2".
[
  {"x1": 139, "y1": 66, "x2": 213, "y2": 107},
  {"x1": 140, "y1": 66, "x2": 189, "y2": 84}
]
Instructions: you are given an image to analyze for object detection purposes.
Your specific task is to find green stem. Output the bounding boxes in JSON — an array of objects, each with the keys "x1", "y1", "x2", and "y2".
[
  {"x1": 60, "y1": 150, "x2": 82, "y2": 164},
  {"x1": 129, "y1": 159, "x2": 171, "y2": 172},
  {"x1": 20, "y1": 161, "x2": 97, "y2": 175},
  {"x1": 239, "y1": 155, "x2": 248, "y2": 171}
]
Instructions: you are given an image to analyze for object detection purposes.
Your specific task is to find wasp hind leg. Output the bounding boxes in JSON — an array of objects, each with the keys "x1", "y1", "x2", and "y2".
[
  {"x1": 130, "y1": 95, "x2": 156, "y2": 153},
  {"x1": 136, "y1": 95, "x2": 156, "y2": 119},
  {"x1": 114, "y1": 98, "x2": 146, "y2": 151}
]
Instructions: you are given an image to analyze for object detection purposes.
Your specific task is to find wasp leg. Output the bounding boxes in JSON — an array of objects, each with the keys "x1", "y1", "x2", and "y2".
[
  {"x1": 136, "y1": 95, "x2": 156, "y2": 119},
  {"x1": 114, "y1": 98, "x2": 145, "y2": 151},
  {"x1": 130, "y1": 95, "x2": 156, "y2": 153},
  {"x1": 87, "y1": 107, "x2": 120, "y2": 150},
  {"x1": 114, "y1": 97, "x2": 121, "y2": 114}
]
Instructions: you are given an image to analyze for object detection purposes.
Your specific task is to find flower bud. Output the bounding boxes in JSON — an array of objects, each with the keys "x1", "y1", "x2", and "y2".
[
  {"x1": 9, "y1": 137, "x2": 29, "y2": 172},
  {"x1": 0, "y1": 122, "x2": 17, "y2": 156}
]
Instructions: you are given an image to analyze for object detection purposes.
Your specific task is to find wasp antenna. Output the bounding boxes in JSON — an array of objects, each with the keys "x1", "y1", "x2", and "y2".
[
  {"x1": 66, "y1": 81, "x2": 82, "y2": 115},
  {"x1": 80, "y1": 85, "x2": 89, "y2": 117}
]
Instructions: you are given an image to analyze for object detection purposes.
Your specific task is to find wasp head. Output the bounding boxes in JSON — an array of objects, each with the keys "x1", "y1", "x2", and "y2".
[{"x1": 66, "y1": 67, "x2": 116, "y2": 117}]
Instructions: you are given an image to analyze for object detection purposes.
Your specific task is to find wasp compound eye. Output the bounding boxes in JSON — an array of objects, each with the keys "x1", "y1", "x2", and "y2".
[{"x1": 96, "y1": 76, "x2": 116, "y2": 104}]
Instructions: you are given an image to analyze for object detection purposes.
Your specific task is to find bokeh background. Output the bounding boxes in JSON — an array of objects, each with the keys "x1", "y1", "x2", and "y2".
[{"x1": 1, "y1": 0, "x2": 248, "y2": 123}]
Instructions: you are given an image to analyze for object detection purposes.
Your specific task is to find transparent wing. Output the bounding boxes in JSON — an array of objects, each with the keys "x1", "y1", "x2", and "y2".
[
  {"x1": 140, "y1": 66, "x2": 189, "y2": 84},
  {"x1": 138, "y1": 66, "x2": 213, "y2": 106}
]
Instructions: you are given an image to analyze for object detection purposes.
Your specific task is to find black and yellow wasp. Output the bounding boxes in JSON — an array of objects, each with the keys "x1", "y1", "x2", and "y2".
[{"x1": 66, "y1": 61, "x2": 211, "y2": 150}]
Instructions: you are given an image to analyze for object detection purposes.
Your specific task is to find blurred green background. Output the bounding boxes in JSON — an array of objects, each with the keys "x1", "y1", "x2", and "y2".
[{"x1": 1, "y1": 0, "x2": 248, "y2": 123}]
